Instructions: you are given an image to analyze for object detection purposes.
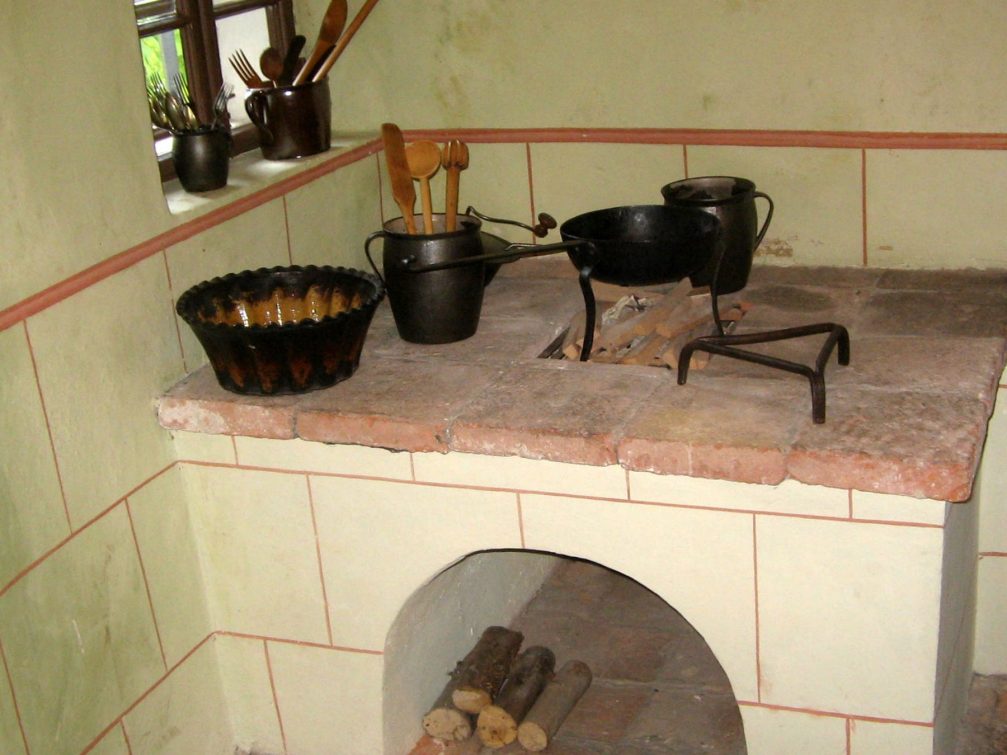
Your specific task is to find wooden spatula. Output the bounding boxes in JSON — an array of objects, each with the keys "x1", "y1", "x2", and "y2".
[
  {"x1": 382, "y1": 123, "x2": 417, "y2": 234},
  {"x1": 293, "y1": 0, "x2": 348, "y2": 85}
]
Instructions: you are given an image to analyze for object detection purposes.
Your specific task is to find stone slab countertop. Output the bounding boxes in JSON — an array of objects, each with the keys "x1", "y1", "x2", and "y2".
[{"x1": 158, "y1": 261, "x2": 1007, "y2": 502}]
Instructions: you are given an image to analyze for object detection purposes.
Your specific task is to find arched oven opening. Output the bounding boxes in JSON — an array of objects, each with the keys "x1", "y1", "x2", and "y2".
[{"x1": 385, "y1": 550, "x2": 746, "y2": 754}]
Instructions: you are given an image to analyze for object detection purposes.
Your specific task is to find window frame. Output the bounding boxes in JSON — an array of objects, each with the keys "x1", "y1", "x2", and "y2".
[{"x1": 135, "y1": 0, "x2": 295, "y2": 181}]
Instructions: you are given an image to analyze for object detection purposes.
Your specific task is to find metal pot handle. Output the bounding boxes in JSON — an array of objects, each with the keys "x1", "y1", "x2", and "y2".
[
  {"x1": 402, "y1": 238, "x2": 589, "y2": 274},
  {"x1": 465, "y1": 206, "x2": 557, "y2": 238},
  {"x1": 363, "y1": 230, "x2": 386, "y2": 285},
  {"x1": 753, "y1": 191, "x2": 774, "y2": 248}
]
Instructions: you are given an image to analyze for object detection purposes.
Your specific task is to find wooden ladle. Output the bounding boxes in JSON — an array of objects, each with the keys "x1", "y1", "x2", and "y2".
[
  {"x1": 405, "y1": 141, "x2": 441, "y2": 234},
  {"x1": 442, "y1": 140, "x2": 470, "y2": 232},
  {"x1": 293, "y1": 0, "x2": 348, "y2": 85}
]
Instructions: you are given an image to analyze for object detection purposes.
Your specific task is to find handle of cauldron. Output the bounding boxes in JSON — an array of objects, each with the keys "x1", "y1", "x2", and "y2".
[
  {"x1": 753, "y1": 192, "x2": 775, "y2": 249},
  {"x1": 465, "y1": 206, "x2": 558, "y2": 238},
  {"x1": 400, "y1": 238, "x2": 586, "y2": 273},
  {"x1": 363, "y1": 230, "x2": 387, "y2": 286}
]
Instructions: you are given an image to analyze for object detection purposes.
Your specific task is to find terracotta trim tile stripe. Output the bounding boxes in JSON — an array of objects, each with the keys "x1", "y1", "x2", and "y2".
[
  {"x1": 405, "y1": 127, "x2": 1007, "y2": 150},
  {"x1": 5, "y1": 126, "x2": 1003, "y2": 336},
  {"x1": 0, "y1": 141, "x2": 381, "y2": 333},
  {"x1": 979, "y1": 551, "x2": 1007, "y2": 557}
]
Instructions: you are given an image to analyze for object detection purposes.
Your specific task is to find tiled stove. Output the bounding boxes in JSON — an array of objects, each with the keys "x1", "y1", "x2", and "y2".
[{"x1": 159, "y1": 264, "x2": 1006, "y2": 754}]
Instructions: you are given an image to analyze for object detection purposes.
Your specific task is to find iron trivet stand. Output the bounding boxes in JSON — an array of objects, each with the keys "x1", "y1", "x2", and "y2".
[{"x1": 570, "y1": 243, "x2": 850, "y2": 424}]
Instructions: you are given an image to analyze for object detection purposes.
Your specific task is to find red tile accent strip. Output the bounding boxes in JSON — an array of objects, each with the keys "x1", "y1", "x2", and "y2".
[
  {"x1": 0, "y1": 141, "x2": 382, "y2": 334},
  {"x1": 405, "y1": 127, "x2": 1007, "y2": 150}
]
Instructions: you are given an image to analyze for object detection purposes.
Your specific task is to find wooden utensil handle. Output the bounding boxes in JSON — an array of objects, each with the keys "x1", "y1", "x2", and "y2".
[
  {"x1": 420, "y1": 178, "x2": 434, "y2": 234},
  {"x1": 312, "y1": 0, "x2": 381, "y2": 82},
  {"x1": 445, "y1": 169, "x2": 460, "y2": 232}
]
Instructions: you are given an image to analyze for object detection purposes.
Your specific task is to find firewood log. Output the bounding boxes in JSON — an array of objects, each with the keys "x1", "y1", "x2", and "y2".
[
  {"x1": 450, "y1": 627, "x2": 524, "y2": 714},
  {"x1": 422, "y1": 682, "x2": 473, "y2": 742},
  {"x1": 516, "y1": 660, "x2": 593, "y2": 751},
  {"x1": 476, "y1": 646, "x2": 556, "y2": 748}
]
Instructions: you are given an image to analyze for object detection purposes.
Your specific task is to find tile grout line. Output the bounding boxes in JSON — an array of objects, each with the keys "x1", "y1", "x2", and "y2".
[
  {"x1": 80, "y1": 633, "x2": 215, "y2": 754},
  {"x1": 683, "y1": 143, "x2": 689, "y2": 177},
  {"x1": 737, "y1": 700, "x2": 934, "y2": 728},
  {"x1": 21, "y1": 321, "x2": 73, "y2": 533},
  {"x1": 752, "y1": 514, "x2": 762, "y2": 704},
  {"x1": 166, "y1": 459, "x2": 949, "y2": 528},
  {"x1": 282, "y1": 195, "x2": 294, "y2": 265},
  {"x1": 846, "y1": 717, "x2": 852, "y2": 754},
  {"x1": 861, "y1": 149, "x2": 869, "y2": 266},
  {"x1": 120, "y1": 720, "x2": 133, "y2": 754},
  {"x1": 525, "y1": 143, "x2": 537, "y2": 235},
  {"x1": 516, "y1": 493, "x2": 526, "y2": 549},
  {"x1": 124, "y1": 498, "x2": 169, "y2": 671},
  {"x1": 263, "y1": 640, "x2": 290, "y2": 754},
  {"x1": 0, "y1": 463, "x2": 177, "y2": 600},
  {"x1": 161, "y1": 249, "x2": 190, "y2": 375},
  {"x1": 0, "y1": 638, "x2": 31, "y2": 754},
  {"x1": 306, "y1": 475, "x2": 335, "y2": 646}
]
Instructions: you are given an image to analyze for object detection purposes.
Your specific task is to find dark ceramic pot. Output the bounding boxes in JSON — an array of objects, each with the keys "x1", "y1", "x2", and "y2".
[
  {"x1": 244, "y1": 79, "x2": 331, "y2": 160},
  {"x1": 172, "y1": 127, "x2": 230, "y2": 192},
  {"x1": 175, "y1": 265, "x2": 383, "y2": 395}
]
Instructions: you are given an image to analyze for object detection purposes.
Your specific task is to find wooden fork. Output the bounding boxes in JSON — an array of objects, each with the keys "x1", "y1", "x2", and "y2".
[{"x1": 228, "y1": 50, "x2": 267, "y2": 89}]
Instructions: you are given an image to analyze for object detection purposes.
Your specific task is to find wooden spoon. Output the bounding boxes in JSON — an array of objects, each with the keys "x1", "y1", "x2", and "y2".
[
  {"x1": 259, "y1": 47, "x2": 284, "y2": 87},
  {"x1": 442, "y1": 140, "x2": 470, "y2": 232},
  {"x1": 405, "y1": 141, "x2": 441, "y2": 234},
  {"x1": 293, "y1": 0, "x2": 348, "y2": 85},
  {"x1": 381, "y1": 123, "x2": 417, "y2": 234}
]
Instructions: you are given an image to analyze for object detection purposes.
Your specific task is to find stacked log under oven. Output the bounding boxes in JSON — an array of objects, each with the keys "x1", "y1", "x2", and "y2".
[{"x1": 423, "y1": 626, "x2": 592, "y2": 752}]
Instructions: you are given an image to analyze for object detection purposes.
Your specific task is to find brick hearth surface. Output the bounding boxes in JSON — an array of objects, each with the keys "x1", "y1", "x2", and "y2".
[{"x1": 160, "y1": 264, "x2": 1007, "y2": 502}]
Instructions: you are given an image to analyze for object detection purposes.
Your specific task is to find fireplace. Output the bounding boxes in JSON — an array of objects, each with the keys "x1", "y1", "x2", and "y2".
[{"x1": 158, "y1": 264, "x2": 997, "y2": 753}]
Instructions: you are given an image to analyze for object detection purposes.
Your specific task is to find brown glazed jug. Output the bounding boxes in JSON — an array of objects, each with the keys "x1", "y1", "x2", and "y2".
[
  {"x1": 244, "y1": 79, "x2": 331, "y2": 160},
  {"x1": 661, "y1": 176, "x2": 773, "y2": 294}
]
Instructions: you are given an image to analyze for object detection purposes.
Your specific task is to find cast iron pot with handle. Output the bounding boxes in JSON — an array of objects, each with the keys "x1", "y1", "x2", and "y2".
[
  {"x1": 391, "y1": 204, "x2": 722, "y2": 356},
  {"x1": 661, "y1": 176, "x2": 773, "y2": 294},
  {"x1": 364, "y1": 208, "x2": 555, "y2": 344}
]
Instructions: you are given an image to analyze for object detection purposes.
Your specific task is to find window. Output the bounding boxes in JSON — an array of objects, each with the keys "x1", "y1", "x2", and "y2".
[{"x1": 134, "y1": 0, "x2": 295, "y2": 178}]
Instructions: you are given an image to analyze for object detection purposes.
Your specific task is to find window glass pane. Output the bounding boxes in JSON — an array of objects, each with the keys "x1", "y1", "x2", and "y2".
[
  {"x1": 140, "y1": 29, "x2": 186, "y2": 88},
  {"x1": 216, "y1": 8, "x2": 271, "y2": 128}
]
